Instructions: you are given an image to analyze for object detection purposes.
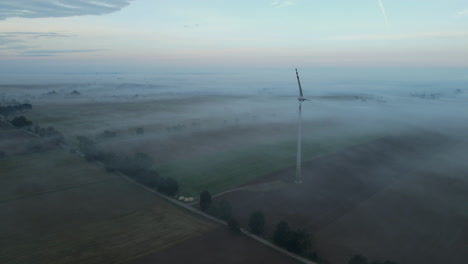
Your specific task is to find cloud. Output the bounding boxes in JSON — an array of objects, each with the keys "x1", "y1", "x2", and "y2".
[
  {"x1": 378, "y1": 0, "x2": 389, "y2": 27},
  {"x1": 0, "y1": 32, "x2": 74, "y2": 51},
  {"x1": 1, "y1": 32, "x2": 73, "y2": 38},
  {"x1": 0, "y1": 0, "x2": 135, "y2": 20},
  {"x1": 329, "y1": 32, "x2": 468, "y2": 41},
  {"x1": 457, "y1": 10, "x2": 468, "y2": 17},
  {"x1": 21, "y1": 49, "x2": 105, "y2": 56},
  {"x1": 271, "y1": 1, "x2": 295, "y2": 8},
  {"x1": 0, "y1": 44, "x2": 34, "y2": 51}
]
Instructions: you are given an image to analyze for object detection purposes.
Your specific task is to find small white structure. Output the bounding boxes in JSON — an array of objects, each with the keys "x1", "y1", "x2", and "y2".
[{"x1": 178, "y1": 196, "x2": 185, "y2": 201}]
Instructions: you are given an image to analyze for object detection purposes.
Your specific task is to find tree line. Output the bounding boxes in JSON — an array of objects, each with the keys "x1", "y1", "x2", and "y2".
[
  {"x1": 198, "y1": 190, "x2": 315, "y2": 259},
  {"x1": 76, "y1": 136, "x2": 178, "y2": 196},
  {"x1": 0, "y1": 103, "x2": 32, "y2": 118},
  {"x1": 348, "y1": 254, "x2": 398, "y2": 264}
]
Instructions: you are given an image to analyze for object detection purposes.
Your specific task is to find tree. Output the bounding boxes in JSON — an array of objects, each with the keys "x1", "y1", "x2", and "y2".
[
  {"x1": 157, "y1": 177, "x2": 179, "y2": 195},
  {"x1": 228, "y1": 217, "x2": 241, "y2": 233},
  {"x1": 76, "y1": 136, "x2": 98, "y2": 161},
  {"x1": 273, "y1": 220, "x2": 291, "y2": 247},
  {"x1": 10, "y1": 116, "x2": 32, "y2": 128},
  {"x1": 371, "y1": 261, "x2": 398, "y2": 264},
  {"x1": 136, "y1": 127, "x2": 144, "y2": 134},
  {"x1": 132, "y1": 152, "x2": 153, "y2": 172},
  {"x1": 100, "y1": 130, "x2": 117, "y2": 139},
  {"x1": 199, "y1": 190, "x2": 212, "y2": 212},
  {"x1": 218, "y1": 199, "x2": 232, "y2": 220},
  {"x1": 349, "y1": 254, "x2": 368, "y2": 264},
  {"x1": 286, "y1": 229, "x2": 311, "y2": 254},
  {"x1": 248, "y1": 210, "x2": 265, "y2": 235}
]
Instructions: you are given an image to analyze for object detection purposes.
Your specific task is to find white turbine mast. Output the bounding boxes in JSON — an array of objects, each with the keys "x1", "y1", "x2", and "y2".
[{"x1": 295, "y1": 68, "x2": 308, "y2": 184}]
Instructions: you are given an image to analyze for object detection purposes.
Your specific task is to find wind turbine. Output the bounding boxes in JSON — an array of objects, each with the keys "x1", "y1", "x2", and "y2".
[{"x1": 295, "y1": 68, "x2": 308, "y2": 184}]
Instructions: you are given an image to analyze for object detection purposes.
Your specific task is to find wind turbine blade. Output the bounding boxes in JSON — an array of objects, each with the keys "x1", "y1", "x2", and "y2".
[{"x1": 295, "y1": 68, "x2": 304, "y2": 98}]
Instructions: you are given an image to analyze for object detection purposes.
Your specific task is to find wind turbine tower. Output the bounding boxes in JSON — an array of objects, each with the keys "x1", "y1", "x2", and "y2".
[{"x1": 295, "y1": 68, "x2": 307, "y2": 184}]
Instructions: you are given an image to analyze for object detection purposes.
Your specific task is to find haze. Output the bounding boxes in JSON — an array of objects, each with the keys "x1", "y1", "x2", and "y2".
[{"x1": 0, "y1": 1, "x2": 467, "y2": 264}]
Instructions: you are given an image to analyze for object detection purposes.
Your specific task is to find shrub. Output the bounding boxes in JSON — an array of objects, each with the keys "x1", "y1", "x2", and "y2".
[
  {"x1": 349, "y1": 254, "x2": 368, "y2": 264},
  {"x1": 248, "y1": 210, "x2": 265, "y2": 235},
  {"x1": 228, "y1": 217, "x2": 241, "y2": 233},
  {"x1": 76, "y1": 136, "x2": 98, "y2": 161},
  {"x1": 273, "y1": 221, "x2": 291, "y2": 247},
  {"x1": 11, "y1": 116, "x2": 32, "y2": 128},
  {"x1": 157, "y1": 177, "x2": 179, "y2": 195},
  {"x1": 218, "y1": 199, "x2": 232, "y2": 220},
  {"x1": 286, "y1": 229, "x2": 311, "y2": 254},
  {"x1": 199, "y1": 190, "x2": 212, "y2": 212}
]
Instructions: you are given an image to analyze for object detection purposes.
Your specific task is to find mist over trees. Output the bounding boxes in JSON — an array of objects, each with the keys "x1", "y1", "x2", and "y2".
[
  {"x1": 218, "y1": 199, "x2": 233, "y2": 220},
  {"x1": 273, "y1": 220, "x2": 312, "y2": 255},
  {"x1": 33, "y1": 125, "x2": 65, "y2": 145},
  {"x1": 199, "y1": 190, "x2": 212, "y2": 212},
  {"x1": 349, "y1": 254, "x2": 369, "y2": 264},
  {"x1": 157, "y1": 177, "x2": 179, "y2": 196},
  {"x1": 10, "y1": 116, "x2": 32, "y2": 128},
  {"x1": 273, "y1": 221, "x2": 290, "y2": 248},
  {"x1": 75, "y1": 135, "x2": 178, "y2": 196},
  {"x1": 348, "y1": 254, "x2": 399, "y2": 264},
  {"x1": 249, "y1": 211, "x2": 265, "y2": 235},
  {"x1": 228, "y1": 217, "x2": 241, "y2": 233},
  {"x1": 0, "y1": 103, "x2": 32, "y2": 118}
]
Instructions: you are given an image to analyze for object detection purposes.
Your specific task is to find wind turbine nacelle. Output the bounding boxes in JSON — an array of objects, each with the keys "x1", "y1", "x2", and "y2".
[{"x1": 298, "y1": 96, "x2": 308, "y2": 102}]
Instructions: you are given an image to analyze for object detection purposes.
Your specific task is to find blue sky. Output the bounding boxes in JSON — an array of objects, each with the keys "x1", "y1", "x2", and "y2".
[{"x1": 0, "y1": 0, "x2": 467, "y2": 72}]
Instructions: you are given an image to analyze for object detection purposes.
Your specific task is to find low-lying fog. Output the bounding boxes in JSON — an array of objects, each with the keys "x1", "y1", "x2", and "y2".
[
  {"x1": 1, "y1": 67, "x2": 467, "y2": 264},
  {"x1": 2, "y1": 67, "x2": 467, "y2": 135},
  {"x1": 2, "y1": 68, "x2": 467, "y2": 181}
]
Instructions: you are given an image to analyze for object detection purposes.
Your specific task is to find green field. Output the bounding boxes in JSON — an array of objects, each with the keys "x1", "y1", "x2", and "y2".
[
  {"x1": 0, "y1": 148, "x2": 214, "y2": 264},
  {"x1": 159, "y1": 134, "x2": 381, "y2": 197}
]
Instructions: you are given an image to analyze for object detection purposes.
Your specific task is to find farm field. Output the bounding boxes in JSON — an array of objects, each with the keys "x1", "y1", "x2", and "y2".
[
  {"x1": 132, "y1": 227, "x2": 302, "y2": 264},
  {"x1": 0, "y1": 121, "x2": 40, "y2": 156},
  {"x1": 0, "y1": 128, "x2": 302, "y2": 264},
  {"x1": 0, "y1": 148, "x2": 214, "y2": 264},
  {"x1": 217, "y1": 130, "x2": 468, "y2": 264},
  {"x1": 22, "y1": 96, "x2": 387, "y2": 196}
]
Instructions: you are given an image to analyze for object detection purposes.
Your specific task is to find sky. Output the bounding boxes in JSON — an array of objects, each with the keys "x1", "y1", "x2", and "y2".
[{"x1": 0, "y1": 0, "x2": 467, "y2": 73}]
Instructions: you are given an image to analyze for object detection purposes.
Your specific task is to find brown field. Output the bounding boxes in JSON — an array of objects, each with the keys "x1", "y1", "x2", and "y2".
[
  {"x1": 133, "y1": 227, "x2": 301, "y2": 264},
  {"x1": 0, "y1": 122, "x2": 39, "y2": 156},
  {"x1": 0, "y1": 148, "x2": 214, "y2": 264},
  {"x1": 217, "y1": 131, "x2": 468, "y2": 264},
  {"x1": 0, "y1": 128, "x2": 302, "y2": 264}
]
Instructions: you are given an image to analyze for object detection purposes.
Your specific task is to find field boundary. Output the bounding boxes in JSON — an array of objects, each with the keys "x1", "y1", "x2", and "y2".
[
  {"x1": 113, "y1": 169, "x2": 317, "y2": 264},
  {"x1": 2, "y1": 120, "x2": 316, "y2": 264}
]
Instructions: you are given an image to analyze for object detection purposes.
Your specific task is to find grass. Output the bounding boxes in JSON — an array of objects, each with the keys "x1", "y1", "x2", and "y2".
[
  {"x1": 0, "y1": 145, "x2": 214, "y2": 264},
  {"x1": 159, "y1": 134, "x2": 381, "y2": 197}
]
